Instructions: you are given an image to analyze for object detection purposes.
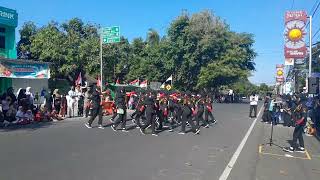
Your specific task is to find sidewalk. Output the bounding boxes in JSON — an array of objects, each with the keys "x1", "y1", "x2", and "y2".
[{"x1": 255, "y1": 122, "x2": 320, "y2": 180}]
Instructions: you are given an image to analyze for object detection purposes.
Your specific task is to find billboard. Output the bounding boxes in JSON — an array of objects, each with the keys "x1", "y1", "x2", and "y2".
[
  {"x1": 284, "y1": 11, "x2": 307, "y2": 59},
  {"x1": 0, "y1": 60, "x2": 50, "y2": 79},
  {"x1": 276, "y1": 64, "x2": 284, "y2": 83}
]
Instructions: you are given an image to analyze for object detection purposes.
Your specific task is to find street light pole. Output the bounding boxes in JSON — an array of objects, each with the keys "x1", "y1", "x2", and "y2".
[
  {"x1": 306, "y1": 15, "x2": 312, "y2": 93},
  {"x1": 309, "y1": 15, "x2": 312, "y2": 78}
]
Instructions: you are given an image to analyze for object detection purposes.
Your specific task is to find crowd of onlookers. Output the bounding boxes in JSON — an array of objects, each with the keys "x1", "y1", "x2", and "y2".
[
  {"x1": 261, "y1": 93, "x2": 320, "y2": 136},
  {"x1": 0, "y1": 85, "x2": 101, "y2": 127}
]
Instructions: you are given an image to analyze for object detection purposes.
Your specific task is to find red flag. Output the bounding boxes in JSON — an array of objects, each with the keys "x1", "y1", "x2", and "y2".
[
  {"x1": 140, "y1": 80, "x2": 148, "y2": 88},
  {"x1": 116, "y1": 78, "x2": 120, "y2": 84},
  {"x1": 129, "y1": 79, "x2": 140, "y2": 86},
  {"x1": 97, "y1": 76, "x2": 101, "y2": 87},
  {"x1": 75, "y1": 72, "x2": 82, "y2": 86}
]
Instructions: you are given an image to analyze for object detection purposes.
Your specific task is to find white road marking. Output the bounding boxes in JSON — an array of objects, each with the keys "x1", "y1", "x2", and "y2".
[{"x1": 219, "y1": 106, "x2": 263, "y2": 180}]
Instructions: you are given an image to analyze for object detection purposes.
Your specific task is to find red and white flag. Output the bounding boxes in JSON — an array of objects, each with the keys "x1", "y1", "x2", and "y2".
[
  {"x1": 75, "y1": 72, "x2": 82, "y2": 86},
  {"x1": 97, "y1": 76, "x2": 101, "y2": 87},
  {"x1": 140, "y1": 80, "x2": 148, "y2": 88},
  {"x1": 129, "y1": 79, "x2": 140, "y2": 86}
]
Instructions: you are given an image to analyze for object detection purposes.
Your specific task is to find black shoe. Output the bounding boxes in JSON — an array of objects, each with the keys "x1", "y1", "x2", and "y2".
[
  {"x1": 109, "y1": 118, "x2": 114, "y2": 123},
  {"x1": 195, "y1": 129, "x2": 200, "y2": 135},
  {"x1": 295, "y1": 147, "x2": 305, "y2": 153},
  {"x1": 283, "y1": 147, "x2": 294, "y2": 153},
  {"x1": 111, "y1": 125, "x2": 117, "y2": 132},
  {"x1": 140, "y1": 128, "x2": 145, "y2": 135},
  {"x1": 85, "y1": 123, "x2": 92, "y2": 129},
  {"x1": 121, "y1": 128, "x2": 129, "y2": 132},
  {"x1": 98, "y1": 125, "x2": 105, "y2": 129}
]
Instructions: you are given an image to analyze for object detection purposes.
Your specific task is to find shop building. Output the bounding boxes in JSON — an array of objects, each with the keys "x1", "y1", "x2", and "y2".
[{"x1": 0, "y1": 6, "x2": 50, "y2": 95}]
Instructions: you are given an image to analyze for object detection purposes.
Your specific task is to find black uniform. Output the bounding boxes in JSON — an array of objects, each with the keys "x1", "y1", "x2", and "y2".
[
  {"x1": 181, "y1": 101, "x2": 197, "y2": 133},
  {"x1": 195, "y1": 100, "x2": 207, "y2": 128},
  {"x1": 87, "y1": 90, "x2": 103, "y2": 126},
  {"x1": 112, "y1": 89, "x2": 127, "y2": 130},
  {"x1": 141, "y1": 95, "x2": 156, "y2": 134}
]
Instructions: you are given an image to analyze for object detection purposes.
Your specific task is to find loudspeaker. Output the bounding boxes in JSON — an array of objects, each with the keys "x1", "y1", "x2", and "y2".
[{"x1": 308, "y1": 77, "x2": 319, "y2": 94}]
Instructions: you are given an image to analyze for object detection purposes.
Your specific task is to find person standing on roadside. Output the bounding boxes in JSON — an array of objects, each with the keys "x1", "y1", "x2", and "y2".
[
  {"x1": 249, "y1": 92, "x2": 259, "y2": 118},
  {"x1": 283, "y1": 97, "x2": 307, "y2": 153},
  {"x1": 85, "y1": 85, "x2": 104, "y2": 129}
]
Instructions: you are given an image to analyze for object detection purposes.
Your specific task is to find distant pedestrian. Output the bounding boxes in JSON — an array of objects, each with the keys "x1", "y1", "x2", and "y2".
[{"x1": 249, "y1": 93, "x2": 258, "y2": 118}]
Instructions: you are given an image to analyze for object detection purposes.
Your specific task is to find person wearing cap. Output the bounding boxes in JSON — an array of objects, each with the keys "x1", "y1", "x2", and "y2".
[{"x1": 85, "y1": 85, "x2": 104, "y2": 129}]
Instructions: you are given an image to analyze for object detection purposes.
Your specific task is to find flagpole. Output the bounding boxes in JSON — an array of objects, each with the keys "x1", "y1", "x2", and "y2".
[{"x1": 100, "y1": 32, "x2": 103, "y2": 92}]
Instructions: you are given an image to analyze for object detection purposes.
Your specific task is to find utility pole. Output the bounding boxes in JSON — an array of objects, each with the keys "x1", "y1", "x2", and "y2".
[{"x1": 307, "y1": 15, "x2": 312, "y2": 93}]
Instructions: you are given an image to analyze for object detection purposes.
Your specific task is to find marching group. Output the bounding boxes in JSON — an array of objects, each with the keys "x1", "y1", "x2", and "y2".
[{"x1": 84, "y1": 84, "x2": 217, "y2": 136}]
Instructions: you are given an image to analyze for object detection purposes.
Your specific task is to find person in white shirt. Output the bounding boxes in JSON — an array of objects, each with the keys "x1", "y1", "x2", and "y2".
[
  {"x1": 249, "y1": 93, "x2": 259, "y2": 118},
  {"x1": 67, "y1": 86, "x2": 78, "y2": 118}
]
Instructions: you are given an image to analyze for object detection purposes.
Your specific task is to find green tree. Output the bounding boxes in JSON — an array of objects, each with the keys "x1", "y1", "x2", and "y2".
[{"x1": 17, "y1": 21, "x2": 37, "y2": 59}]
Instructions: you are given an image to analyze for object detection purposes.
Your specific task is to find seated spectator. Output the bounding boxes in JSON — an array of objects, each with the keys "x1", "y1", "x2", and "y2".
[
  {"x1": 6, "y1": 104, "x2": 17, "y2": 123},
  {"x1": 24, "y1": 110, "x2": 34, "y2": 121},
  {"x1": 15, "y1": 106, "x2": 25, "y2": 121},
  {"x1": 51, "y1": 110, "x2": 65, "y2": 121}
]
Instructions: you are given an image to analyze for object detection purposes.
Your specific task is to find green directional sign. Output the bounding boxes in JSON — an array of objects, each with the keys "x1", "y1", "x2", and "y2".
[{"x1": 102, "y1": 26, "x2": 120, "y2": 44}]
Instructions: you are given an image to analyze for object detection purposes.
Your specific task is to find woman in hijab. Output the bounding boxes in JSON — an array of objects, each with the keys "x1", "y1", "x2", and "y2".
[
  {"x1": 25, "y1": 87, "x2": 34, "y2": 106},
  {"x1": 17, "y1": 88, "x2": 27, "y2": 109}
]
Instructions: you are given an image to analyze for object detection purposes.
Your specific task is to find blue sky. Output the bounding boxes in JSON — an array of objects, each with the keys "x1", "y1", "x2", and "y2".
[{"x1": 1, "y1": 0, "x2": 317, "y2": 85}]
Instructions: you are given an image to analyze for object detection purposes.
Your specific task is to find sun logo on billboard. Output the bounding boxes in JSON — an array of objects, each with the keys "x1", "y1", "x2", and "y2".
[
  {"x1": 277, "y1": 70, "x2": 283, "y2": 76},
  {"x1": 284, "y1": 20, "x2": 306, "y2": 49}
]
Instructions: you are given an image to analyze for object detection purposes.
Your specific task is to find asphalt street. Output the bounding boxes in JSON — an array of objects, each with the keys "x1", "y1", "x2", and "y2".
[{"x1": 1, "y1": 103, "x2": 319, "y2": 180}]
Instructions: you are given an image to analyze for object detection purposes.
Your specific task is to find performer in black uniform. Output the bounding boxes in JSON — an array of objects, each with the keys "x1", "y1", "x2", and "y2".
[
  {"x1": 179, "y1": 94, "x2": 200, "y2": 135},
  {"x1": 140, "y1": 91, "x2": 157, "y2": 136},
  {"x1": 85, "y1": 85, "x2": 104, "y2": 129},
  {"x1": 204, "y1": 96, "x2": 216, "y2": 125},
  {"x1": 111, "y1": 88, "x2": 128, "y2": 132},
  {"x1": 195, "y1": 97, "x2": 209, "y2": 128}
]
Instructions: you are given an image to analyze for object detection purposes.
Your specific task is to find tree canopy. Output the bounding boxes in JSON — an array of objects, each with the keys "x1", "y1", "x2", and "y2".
[{"x1": 17, "y1": 10, "x2": 257, "y2": 91}]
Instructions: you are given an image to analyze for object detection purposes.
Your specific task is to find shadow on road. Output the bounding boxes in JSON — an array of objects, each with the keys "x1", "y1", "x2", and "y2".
[{"x1": 0, "y1": 122, "x2": 57, "y2": 132}]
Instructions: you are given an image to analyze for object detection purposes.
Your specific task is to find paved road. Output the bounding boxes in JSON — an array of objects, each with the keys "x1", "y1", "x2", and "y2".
[{"x1": 0, "y1": 103, "x2": 319, "y2": 180}]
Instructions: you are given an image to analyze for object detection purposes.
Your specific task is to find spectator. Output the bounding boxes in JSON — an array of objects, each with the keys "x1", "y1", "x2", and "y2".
[
  {"x1": 15, "y1": 106, "x2": 24, "y2": 121},
  {"x1": 6, "y1": 87, "x2": 17, "y2": 106},
  {"x1": 25, "y1": 87, "x2": 34, "y2": 106},
  {"x1": 53, "y1": 89, "x2": 62, "y2": 114}
]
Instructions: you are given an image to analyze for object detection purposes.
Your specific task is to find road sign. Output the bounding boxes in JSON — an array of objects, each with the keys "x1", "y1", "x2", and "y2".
[
  {"x1": 101, "y1": 26, "x2": 120, "y2": 44},
  {"x1": 166, "y1": 84, "x2": 172, "y2": 90}
]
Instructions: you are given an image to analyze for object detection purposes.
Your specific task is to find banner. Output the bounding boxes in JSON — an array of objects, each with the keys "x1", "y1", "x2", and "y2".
[
  {"x1": 0, "y1": 60, "x2": 50, "y2": 79},
  {"x1": 284, "y1": 11, "x2": 307, "y2": 59},
  {"x1": 285, "y1": 58, "x2": 294, "y2": 65},
  {"x1": 276, "y1": 64, "x2": 284, "y2": 83}
]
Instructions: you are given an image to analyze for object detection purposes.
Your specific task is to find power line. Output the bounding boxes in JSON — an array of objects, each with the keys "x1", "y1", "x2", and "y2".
[{"x1": 305, "y1": 0, "x2": 320, "y2": 29}]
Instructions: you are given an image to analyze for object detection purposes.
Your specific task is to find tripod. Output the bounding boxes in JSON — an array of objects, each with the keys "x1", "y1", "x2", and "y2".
[{"x1": 263, "y1": 110, "x2": 283, "y2": 148}]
